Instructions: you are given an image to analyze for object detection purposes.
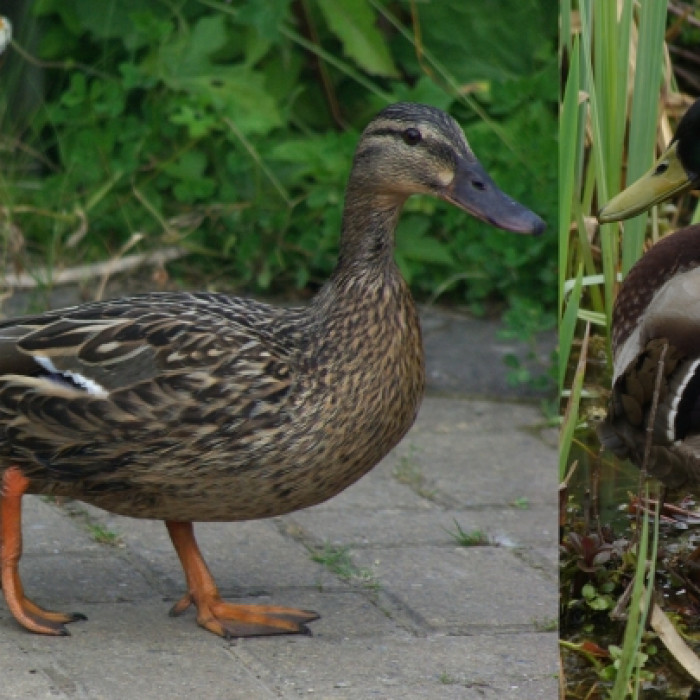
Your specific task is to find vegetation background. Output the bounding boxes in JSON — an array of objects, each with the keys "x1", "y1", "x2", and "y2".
[
  {"x1": 0, "y1": 0, "x2": 556, "y2": 334},
  {"x1": 560, "y1": 1, "x2": 700, "y2": 697}
]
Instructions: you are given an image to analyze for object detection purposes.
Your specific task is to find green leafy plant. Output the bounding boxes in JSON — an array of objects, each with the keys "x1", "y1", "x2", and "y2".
[
  {"x1": 580, "y1": 581, "x2": 615, "y2": 612},
  {"x1": 1, "y1": 0, "x2": 555, "y2": 317},
  {"x1": 87, "y1": 523, "x2": 121, "y2": 546},
  {"x1": 510, "y1": 496, "x2": 530, "y2": 510},
  {"x1": 559, "y1": 3, "x2": 691, "y2": 697},
  {"x1": 600, "y1": 641, "x2": 657, "y2": 685},
  {"x1": 310, "y1": 542, "x2": 379, "y2": 590},
  {"x1": 445, "y1": 520, "x2": 491, "y2": 547}
]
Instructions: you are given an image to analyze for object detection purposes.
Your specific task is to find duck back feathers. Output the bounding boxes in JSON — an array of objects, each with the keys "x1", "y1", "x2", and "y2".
[{"x1": 601, "y1": 227, "x2": 700, "y2": 486}]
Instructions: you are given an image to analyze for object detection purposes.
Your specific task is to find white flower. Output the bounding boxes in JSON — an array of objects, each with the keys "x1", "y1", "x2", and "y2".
[{"x1": 0, "y1": 17, "x2": 12, "y2": 56}]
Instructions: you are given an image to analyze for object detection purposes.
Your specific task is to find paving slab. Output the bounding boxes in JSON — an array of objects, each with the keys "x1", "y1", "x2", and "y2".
[
  {"x1": 0, "y1": 307, "x2": 558, "y2": 698},
  {"x1": 421, "y1": 306, "x2": 553, "y2": 400},
  {"x1": 352, "y1": 545, "x2": 555, "y2": 632},
  {"x1": 233, "y1": 632, "x2": 558, "y2": 699},
  {"x1": 289, "y1": 502, "x2": 555, "y2": 549},
  {"x1": 5, "y1": 603, "x2": 277, "y2": 700}
]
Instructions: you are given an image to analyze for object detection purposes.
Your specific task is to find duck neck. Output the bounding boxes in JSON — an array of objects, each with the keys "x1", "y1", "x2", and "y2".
[
  {"x1": 332, "y1": 184, "x2": 405, "y2": 278},
  {"x1": 310, "y1": 183, "x2": 411, "y2": 321}
]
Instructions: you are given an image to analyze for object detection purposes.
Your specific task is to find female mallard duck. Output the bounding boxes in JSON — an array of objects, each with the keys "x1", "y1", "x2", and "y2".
[
  {"x1": 598, "y1": 97, "x2": 700, "y2": 487},
  {"x1": 0, "y1": 103, "x2": 544, "y2": 638}
]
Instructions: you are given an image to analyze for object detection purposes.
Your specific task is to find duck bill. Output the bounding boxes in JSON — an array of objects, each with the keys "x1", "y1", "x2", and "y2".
[
  {"x1": 598, "y1": 142, "x2": 694, "y2": 223},
  {"x1": 442, "y1": 157, "x2": 546, "y2": 235}
]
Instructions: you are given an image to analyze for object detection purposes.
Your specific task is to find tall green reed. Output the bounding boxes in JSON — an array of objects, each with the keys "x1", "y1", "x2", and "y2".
[
  {"x1": 559, "y1": 0, "x2": 668, "y2": 474},
  {"x1": 560, "y1": 1, "x2": 669, "y2": 697}
]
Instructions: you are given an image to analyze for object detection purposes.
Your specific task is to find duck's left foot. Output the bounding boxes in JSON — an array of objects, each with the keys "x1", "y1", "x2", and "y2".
[
  {"x1": 2, "y1": 585, "x2": 86, "y2": 636},
  {"x1": 169, "y1": 593, "x2": 319, "y2": 638},
  {"x1": 1, "y1": 466, "x2": 86, "y2": 635},
  {"x1": 165, "y1": 520, "x2": 319, "y2": 638}
]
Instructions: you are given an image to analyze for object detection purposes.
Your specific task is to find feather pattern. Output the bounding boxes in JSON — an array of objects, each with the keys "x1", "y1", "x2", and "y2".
[
  {"x1": 0, "y1": 103, "x2": 544, "y2": 522},
  {"x1": 0, "y1": 284, "x2": 424, "y2": 520},
  {"x1": 600, "y1": 229, "x2": 700, "y2": 487}
]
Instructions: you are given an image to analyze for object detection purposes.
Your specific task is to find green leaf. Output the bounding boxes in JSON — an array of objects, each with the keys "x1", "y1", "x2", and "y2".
[
  {"x1": 167, "y1": 15, "x2": 229, "y2": 74},
  {"x1": 237, "y1": 0, "x2": 291, "y2": 41},
  {"x1": 269, "y1": 132, "x2": 352, "y2": 179},
  {"x1": 151, "y1": 17, "x2": 281, "y2": 135},
  {"x1": 73, "y1": 0, "x2": 168, "y2": 42},
  {"x1": 127, "y1": 10, "x2": 174, "y2": 50},
  {"x1": 162, "y1": 149, "x2": 208, "y2": 181},
  {"x1": 587, "y1": 596, "x2": 610, "y2": 611},
  {"x1": 33, "y1": 0, "x2": 82, "y2": 35},
  {"x1": 411, "y1": 0, "x2": 556, "y2": 83},
  {"x1": 396, "y1": 217, "x2": 454, "y2": 266},
  {"x1": 316, "y1": 0, "x2": 398, "y2": 77},
  {"x1": 60, "y1": 73, "x2": 87, "y2": 108},
  {"x1": 169, "y1": 105, "x2": 219, "y2": 139},
  {"x1": 162, "y1": 150, "x2": 216, "y2": 203},
  {"x1": 391, "y1": 77, "x2": 455, "y2": 112},
  {"x1": 581, "y1": 583, "x2": 595, "y2": 600}
]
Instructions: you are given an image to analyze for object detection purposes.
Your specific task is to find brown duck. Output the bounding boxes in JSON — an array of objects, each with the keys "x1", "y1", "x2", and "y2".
[
  {"x1": 598, "y1": 97, "x2": 700, "y2": 487},
  {"x1": 0, "y1": 102, "x2": 544, "y2": 637}
]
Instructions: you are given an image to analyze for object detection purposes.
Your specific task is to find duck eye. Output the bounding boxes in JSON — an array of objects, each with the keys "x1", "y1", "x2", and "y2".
[
  {"x1": 655, "y1": 161, "x2": 669, "y2": 175},
  {"x1": 402, "y1": 128, "x2": 422, "y2": 146}
]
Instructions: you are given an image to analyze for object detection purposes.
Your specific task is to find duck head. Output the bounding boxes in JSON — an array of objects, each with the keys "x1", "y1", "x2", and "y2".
[
  {"x1": 351, "y1": 102, "x2": 546, "y2": 236},
  {"x1": 599, "y1": 98, "x2": 700, "y2": 223}
]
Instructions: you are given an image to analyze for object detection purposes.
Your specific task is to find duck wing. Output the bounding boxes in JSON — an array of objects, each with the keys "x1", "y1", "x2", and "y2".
[{"x1": 0, "y1": 293, "x2": 301, "y2": 481}]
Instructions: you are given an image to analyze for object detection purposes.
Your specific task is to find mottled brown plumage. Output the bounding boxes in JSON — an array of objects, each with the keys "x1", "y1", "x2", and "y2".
[
  {"x1": 598, "y1": 97, "x2": 700, "y2": 487},
  {"x1": 0, "y1": 286, "x2": 424, "y2": 521},
  {"x1": 0, "y1": 102, "x2": 544, "y2": 637}
]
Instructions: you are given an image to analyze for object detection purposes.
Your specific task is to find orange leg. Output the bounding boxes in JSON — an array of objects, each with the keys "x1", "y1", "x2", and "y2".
[
  {"x1": 1, "y1": 467, "x2": 86, "y2": 635},
  {"x1": 165, "y1": 520, "x2": 319, "y2": 638}
]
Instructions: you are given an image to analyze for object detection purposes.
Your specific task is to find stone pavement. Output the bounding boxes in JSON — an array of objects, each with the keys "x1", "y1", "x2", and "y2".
[{"x1": 0, "y1": 306, "x2": 558, "y2": 699}]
